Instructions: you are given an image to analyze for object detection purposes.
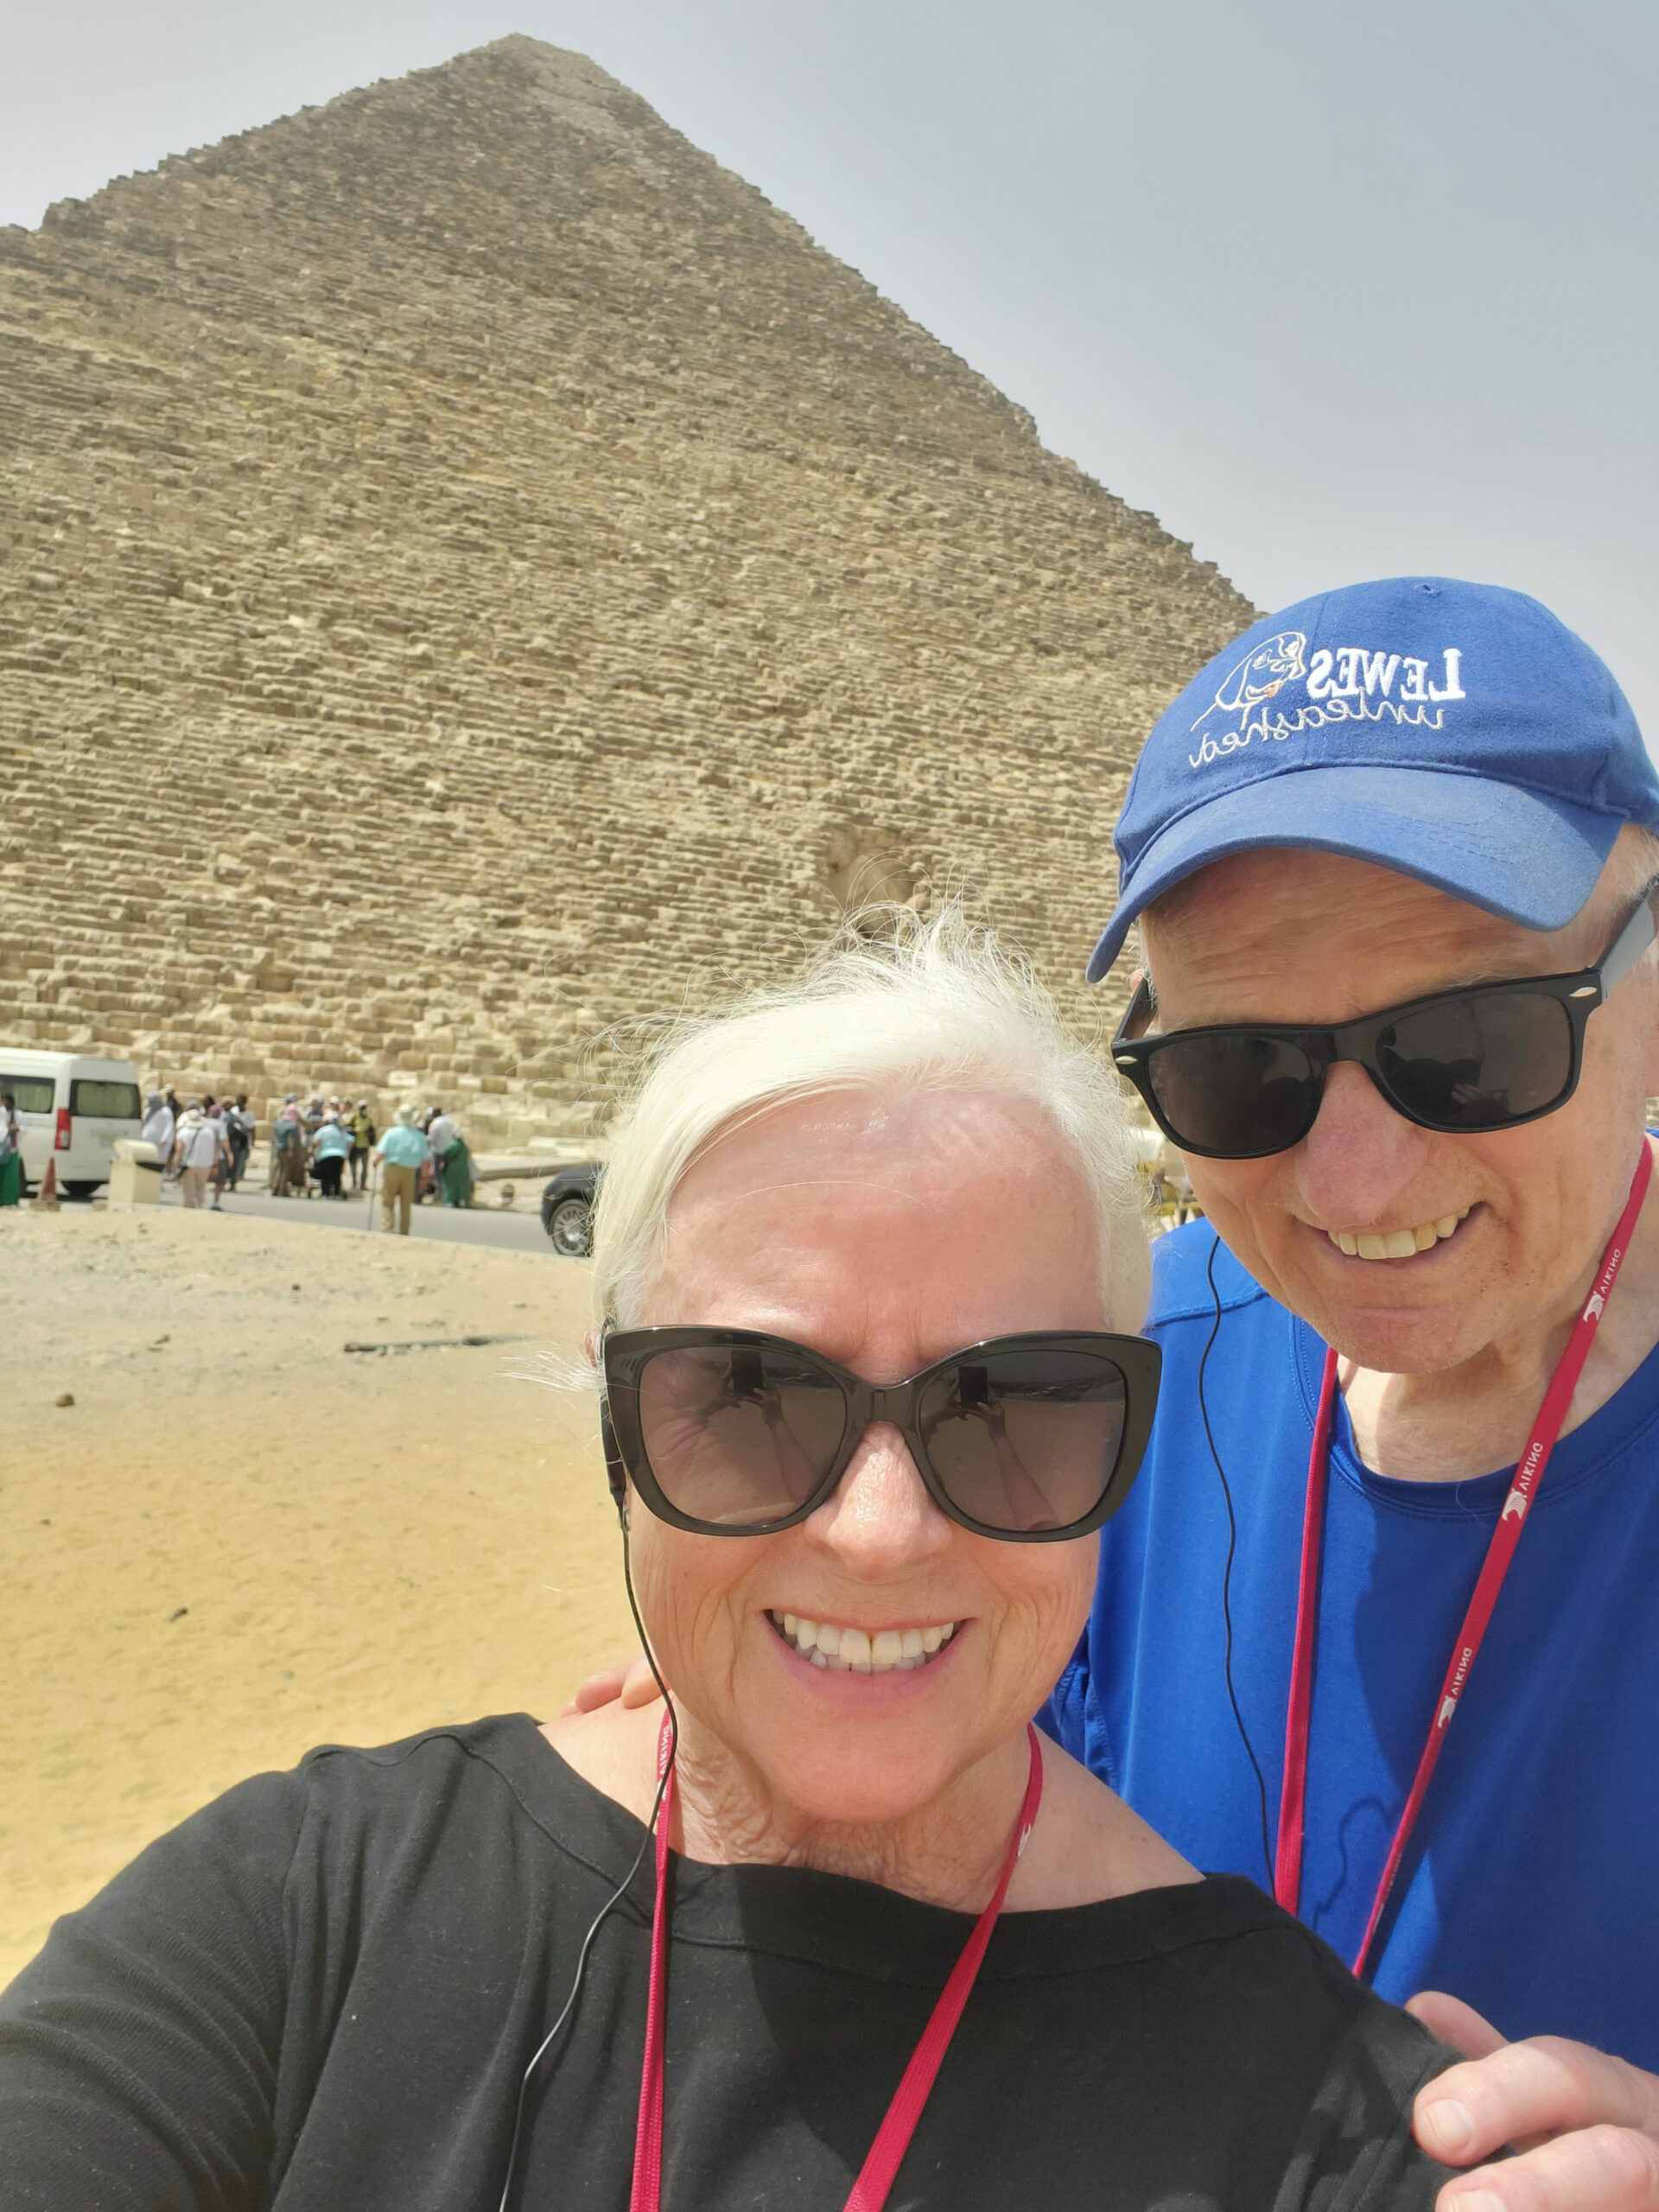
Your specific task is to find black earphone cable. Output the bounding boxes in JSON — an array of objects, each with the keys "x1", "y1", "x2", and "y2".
[
  {"x1": 1199, "y1": 1231, "x2": 1275, "y2": 1892},
  {"x1": 493, "y1": 1508, "x2": 678, "y2": 2212}
]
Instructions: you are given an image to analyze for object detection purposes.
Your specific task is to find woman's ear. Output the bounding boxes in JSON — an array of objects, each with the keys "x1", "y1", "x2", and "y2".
[{"x1": 583, "y1": 1326, "x2": 601, "y2": 1369}]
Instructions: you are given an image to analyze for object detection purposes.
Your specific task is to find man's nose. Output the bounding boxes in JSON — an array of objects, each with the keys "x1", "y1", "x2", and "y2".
[
  {"x1": 1294, "y1": 1060, "x2": 1433, "y2": 1226},
  {"x1": 802, "y1": 1422, "x2": 954, "y2": 1576}
]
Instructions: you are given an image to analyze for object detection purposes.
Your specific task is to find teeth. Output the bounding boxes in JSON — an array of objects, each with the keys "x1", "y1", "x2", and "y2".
[
  {"x1": 770, "y1": 1613, "x2": 958, "y2": 1674},
  {"x1": 1328, "y1": 1208, "x2": 1472, "y2": 1262}
]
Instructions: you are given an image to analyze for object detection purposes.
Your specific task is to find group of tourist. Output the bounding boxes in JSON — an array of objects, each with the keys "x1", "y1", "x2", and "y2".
[
  {"x1": 263, "y1": 1094, "x2": 474, "y2": 1228},
  {"x1": 268, "y1": 1095, "x2": 379, "y2": 1200},
  {"x1": 9, "y1": 575, "x2": 1659, "y2": 2211},
  {"x1": 139, "y1": 1090, "x2": 256, "y2": 1210},
  {"x1": 124, "y1": 1088, "x2": 477, "y2": 1224}
]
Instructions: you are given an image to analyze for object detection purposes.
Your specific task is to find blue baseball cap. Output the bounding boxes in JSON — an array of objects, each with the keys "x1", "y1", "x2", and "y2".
[{"x1": 1087, "y1": 575, "x2": 1659, "y2": 981}]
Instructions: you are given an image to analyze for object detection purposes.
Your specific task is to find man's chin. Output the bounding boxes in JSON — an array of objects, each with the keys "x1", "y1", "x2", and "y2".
[
  {"x1": 1290, "y1": 1274, "x2": 1497, "y2": 1376},
  {"x1": 1259, "y1": 1250, "x2": 1483, "y2": 1374},
  {"x1": 1323, "y1": 1310, "x2": 1487, "y2": 1377}
]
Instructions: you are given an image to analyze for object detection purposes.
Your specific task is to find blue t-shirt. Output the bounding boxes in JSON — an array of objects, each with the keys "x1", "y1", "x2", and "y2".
[
  {"x1": 1042, "y1": 1220, "x2": 1659, "y2": 2065},
  {"x1": 376, "y1": 1125, "x2": 430, "y2": 1168}
]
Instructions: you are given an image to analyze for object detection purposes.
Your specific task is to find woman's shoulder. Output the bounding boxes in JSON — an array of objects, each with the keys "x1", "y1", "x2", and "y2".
[
  {"x1": 1014, "y1": 1729, "x2": 1199, "y2": 1908},
  {"x1": 2, "y1": 1716, "x2": 626, "y2": 2046},
  {"x1": 543, "y1": 1698, "x2": 671, "y2": 1829},
  {"x1": 286, "y1": 1711, "x2": 603, "y2": 1848},
  {"x1": 24, "y1": 1715, "x2": 603, "y2": 1971}
]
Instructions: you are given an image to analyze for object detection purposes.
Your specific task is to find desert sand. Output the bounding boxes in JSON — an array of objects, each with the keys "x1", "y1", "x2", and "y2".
[{"x1": 0, "y1": 1203, "x2": 635, "y2": 1990}]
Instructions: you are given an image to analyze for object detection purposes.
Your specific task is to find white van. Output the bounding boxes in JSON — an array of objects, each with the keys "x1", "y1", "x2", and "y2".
[{"x1": 0, "y1": 1050, "x2": 144, "y2": 1199}]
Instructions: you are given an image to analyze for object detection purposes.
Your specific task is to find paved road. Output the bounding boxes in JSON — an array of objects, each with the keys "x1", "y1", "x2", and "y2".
[{"x1": 207, "y1": 1187, "x2": 561, "y2": 1254}]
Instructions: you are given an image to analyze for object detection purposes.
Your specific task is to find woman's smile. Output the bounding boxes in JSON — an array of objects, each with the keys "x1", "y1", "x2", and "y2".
[{"x1": 766, "y1": 1610, "x2": 963, "y2": 1672}]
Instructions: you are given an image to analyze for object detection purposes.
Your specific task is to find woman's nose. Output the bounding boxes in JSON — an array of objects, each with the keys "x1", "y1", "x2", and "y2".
[
  {"x1": 801, "y1": 1422, "x2": 954, "y2": 1576},
  {"x1": 1295, "y1": 1059, "x2": 1433, "y2": 1225}
]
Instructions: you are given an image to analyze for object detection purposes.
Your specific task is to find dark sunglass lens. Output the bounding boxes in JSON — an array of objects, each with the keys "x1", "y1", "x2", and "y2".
[
  {"x1": 1377, "y1": 993, "x2": 1574, "y2": 1130},
  {"x1": 637, "y1": 1344, "x2": 847, "y2": 1526},
  {"x1": 917, "y1": 1350, "x2": 1128, "y2": 1534},
  {"x1": 1148, "y1": 1031, "x2": 1320, "y2": 1156}
]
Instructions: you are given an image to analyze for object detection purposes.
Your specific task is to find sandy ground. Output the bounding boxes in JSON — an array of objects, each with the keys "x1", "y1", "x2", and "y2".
[{"x1": 0, "y1": 1203, "x2": 636, "y2": 1991}]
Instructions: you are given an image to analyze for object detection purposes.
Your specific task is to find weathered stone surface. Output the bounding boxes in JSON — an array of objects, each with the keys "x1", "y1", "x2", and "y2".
[{"x1": 0, "y1": 37, "x2": 1255, "y2": 1141}]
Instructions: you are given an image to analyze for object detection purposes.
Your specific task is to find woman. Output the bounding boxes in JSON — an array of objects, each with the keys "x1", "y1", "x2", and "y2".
[
  {"x1": 437, "y1": 1122, "x2": 474, "y2": 1208},
  {"x1": 311, "y1": 1109, "x2": 353, "y2": 1198},
  {"x1": 140, "y1": 1088, "x2": 175, "y2": 1175},
  {"x1": 0, "y1": 1089, "x2": 21, "y2": 1206},
  {"x1": 270, "y1": 1095, "x2": 305, "y2": 1198},
  {"x1": 0, "y1": 917, "x2": 1452, "y2": 2206}
]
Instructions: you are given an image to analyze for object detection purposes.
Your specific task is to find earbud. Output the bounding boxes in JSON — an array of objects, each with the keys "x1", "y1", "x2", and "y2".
[{"x1": 600, "y1": 1398, "x2": 629, "y2": 1527}]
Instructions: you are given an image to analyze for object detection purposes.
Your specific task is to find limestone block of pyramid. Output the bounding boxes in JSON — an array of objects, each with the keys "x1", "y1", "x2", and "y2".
[{"x1": 0, "y1": 37, "x2": 1255, "y2": 1144}]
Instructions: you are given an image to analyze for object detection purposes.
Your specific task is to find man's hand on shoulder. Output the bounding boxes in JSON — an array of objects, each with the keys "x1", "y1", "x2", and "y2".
[
  {"x1": 560, "y1": 1648, "x2": 663, "y2": 1717},
  {"x1": 1410, "y1": 1991, "x2": 1659, "y2": 2210}
]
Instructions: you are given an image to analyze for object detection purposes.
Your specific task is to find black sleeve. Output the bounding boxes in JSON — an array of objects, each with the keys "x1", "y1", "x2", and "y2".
[
  {"x1": 1271, "y1": 2005, "x2": 1458, "y2": 2212},
  {"x1": 0, "y1": 1769, "x2": 307, "y2": 2212}
]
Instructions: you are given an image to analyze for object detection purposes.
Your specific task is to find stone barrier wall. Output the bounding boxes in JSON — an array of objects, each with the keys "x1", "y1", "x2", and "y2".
[{"x1": 0, "y1": 36, "x2": 1255, "y2": 1143}]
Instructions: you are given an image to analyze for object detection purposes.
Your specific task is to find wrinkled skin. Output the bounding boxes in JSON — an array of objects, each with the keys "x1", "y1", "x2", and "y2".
[{"x1": 552, "y1": 1085, "x2": 1190, "y2": 1916}]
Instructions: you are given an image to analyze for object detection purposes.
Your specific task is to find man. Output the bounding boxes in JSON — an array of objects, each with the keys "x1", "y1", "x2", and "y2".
[
  {"x1": 372, "y1": 1104, "x2": 429, "y2": 1236},
  {"x1": 170, "y1": 1100, "x2": 228, "y2": 1209},
  {"x1": 348, "y1": 1099, "x2": 376, "y2": 1191},
  {"x1": 224, "y1": 1094, "x2": 255, "y2": 1190},
  {"x1": 577, "y1": 577, "x2": 1659, "y2": 2208},
  {"x1": 1055, "y1": 575, "x2": 1659, "y2": 2208}
]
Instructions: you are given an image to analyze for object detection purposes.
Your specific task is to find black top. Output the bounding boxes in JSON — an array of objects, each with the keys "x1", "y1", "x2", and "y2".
[{"x1": 0, "y1": 1715, "x2": 1454, "y2": 2210}]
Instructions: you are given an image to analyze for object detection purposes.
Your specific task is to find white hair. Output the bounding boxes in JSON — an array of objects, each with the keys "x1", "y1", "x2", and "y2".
[
  {"x1": 590, "y1": 906, "x2": 1153, "y2": 1334},
  {"x1": 1605, "y1": 823, "x2": 1659, "y2": 907}
]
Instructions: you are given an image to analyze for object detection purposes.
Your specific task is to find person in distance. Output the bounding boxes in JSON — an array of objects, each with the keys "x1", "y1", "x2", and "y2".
[{"x1": 0, "y1": 914, "x2": 1454, "y2": 2209}]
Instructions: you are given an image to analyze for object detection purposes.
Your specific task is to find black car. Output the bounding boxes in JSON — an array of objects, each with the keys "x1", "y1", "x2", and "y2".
[{"x1": 540, "y1": 1163, "x2": 601, "y2": 1256}]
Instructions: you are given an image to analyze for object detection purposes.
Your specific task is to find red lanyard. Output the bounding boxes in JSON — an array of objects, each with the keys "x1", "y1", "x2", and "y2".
[
  {"x1": 629, "y1": 1715, "x2": 1045, "y2": 2212},
  {"x1": 1275, "y1": 1141, "x2": 1653, "y2": 1976}
]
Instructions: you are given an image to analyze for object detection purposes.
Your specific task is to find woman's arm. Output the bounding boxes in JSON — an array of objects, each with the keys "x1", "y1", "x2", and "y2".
[{"x1": 0, "y1": 1770, "x2": 305, "y2": 2210}]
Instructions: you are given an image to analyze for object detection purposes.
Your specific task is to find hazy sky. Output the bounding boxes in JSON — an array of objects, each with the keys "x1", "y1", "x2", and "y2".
[{"x1": 8, "y1": 0, "x2": 1657, "y2": 734}]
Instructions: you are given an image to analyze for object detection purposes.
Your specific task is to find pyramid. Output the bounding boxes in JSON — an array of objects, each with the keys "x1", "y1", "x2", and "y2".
[{"x1": 0, "y1": 37, "x2": 1255, "y2": 1143}]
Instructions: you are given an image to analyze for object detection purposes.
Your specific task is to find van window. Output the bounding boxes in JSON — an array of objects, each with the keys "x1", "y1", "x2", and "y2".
[
  {"x1": 70, "y1": 1079, "x2": 143, "y2": 1119},
  {"x1": 0, "y1": 1075, "x2": 55, "y2": 1115}
]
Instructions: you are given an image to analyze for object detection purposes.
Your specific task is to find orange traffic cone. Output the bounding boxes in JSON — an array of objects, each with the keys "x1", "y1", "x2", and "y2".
[{"x1": 30, "y1": 1157, "x2": 60, "y2": 1211}]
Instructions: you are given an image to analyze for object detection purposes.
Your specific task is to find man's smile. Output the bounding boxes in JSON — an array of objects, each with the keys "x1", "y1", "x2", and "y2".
[{"x1": 1321, "y1": 1206, "x2": 1472, "y2": 1262}]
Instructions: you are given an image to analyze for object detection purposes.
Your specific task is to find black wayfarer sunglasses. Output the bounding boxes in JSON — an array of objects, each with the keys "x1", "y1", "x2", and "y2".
[
  {"x1": 1112, "y1": 879, "x2": 1659, "y2": 1161},
  {"x1": 600, "y1": 1325, "x2": 1161, "y2": 1542}
]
